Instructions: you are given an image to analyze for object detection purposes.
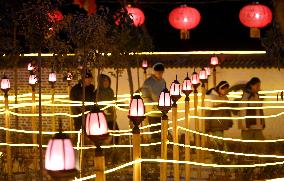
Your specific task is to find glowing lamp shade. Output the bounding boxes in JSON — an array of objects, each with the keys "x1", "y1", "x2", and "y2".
[
  {"x1": 191, "y1": 72, "x2": 200, "y2": 85},
  {"x1": 210, "y1": 56, "x2": 219, "y2": 66},
  {"x1": 158, "y1": 88, "x2": 171, "y2": 107},
  {"x1": 49, "y1": 72, "x2": 57, "y2": 83},
  {"x1": 142, "y1": 59, "x2": 148, "y2": 69},
  {"x1": 182, "y1": 76, "x2": 193, "y2": 94},
  {"x1": 1, "y1": 76, "x2": 10, "y2": 91},
  {"x1": 169, "y1": 5, "x2": 201, "y2": 39},
  {"x1": 85, "y1": 111, "x2": 108, "y2": 136},
  {"x1": 126, "y1": 5, "x2": 145, "y2": 27},
  {"x1": 170, "y1": 80, "x2": 181, "y2": 96},
  {"x1": 129, "y1": 95, "x2": 145, "y2": 117},
  {"x1": 45, "y1": 134, "x2": 75, "y2": 171},
  {"x1": 28, "y1": 63, "x2": 34, "y2": 71},
  {"x1": 29, "y1": 74, "x2": 37, "y2": 85},
  {"x1": 204, "y1": 67, "x2": 211, "y2": 76},
  {"x1": 199, "y1": 68, "x2": 208, "y2": 80}
]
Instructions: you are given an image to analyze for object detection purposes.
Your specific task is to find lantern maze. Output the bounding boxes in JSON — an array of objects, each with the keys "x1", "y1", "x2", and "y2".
[{"x1": 1, "y1": 91, "x2": 284, "y2": 180}]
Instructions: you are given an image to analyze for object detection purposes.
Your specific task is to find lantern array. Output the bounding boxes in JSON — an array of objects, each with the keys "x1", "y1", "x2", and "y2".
[
  {"x1": 239, "y1": 2, "x2": 272, "y2": 38},
  {"x1": 191, "y1": 70, "x2": 200, "y2": 92},
  {"x1": 169, "y1": 5, "x2": 201, "y2": 39},
  {"x1": 199, "y1": 68, "x2": 208, "y2": 84}
]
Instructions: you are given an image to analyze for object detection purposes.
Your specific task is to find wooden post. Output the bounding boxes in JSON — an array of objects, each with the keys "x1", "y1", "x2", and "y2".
[
  {"x1": 51, "y1": 87, "x2": 56, "y2": 132},
  {"x1": 172, "y1": 106, "x2": 180, "y2": 181},
  {"x1": 213, "y1": 67, "x2": 217, "y2": 88},
  {"x1": 200, "y1": 84, "x2": 207, "y2": 163},
  {"x1": 67, "y1": 84, "x2": 73, "y2": 130},
  {"x1": 31, "y1": 88, "x2": 38, "y2": 176},
  {"x1": 4, "y1": 94, "x2": 12, "y2": 180},
  {"x1": 184, "y1": 98, "x2": 191, "y2": 181},
  {"x1": 95, "y1": 148, "x2": 106, "y2": 181},
  {"x1": 160, "y1": 115, "x2": 168, "y2": 181},
  {"x1": 133, "y1": 133, "x2": 141, "y2": 181},
  {"x1": 194, "y1": 89, "x2": 201, "y2": 178}
]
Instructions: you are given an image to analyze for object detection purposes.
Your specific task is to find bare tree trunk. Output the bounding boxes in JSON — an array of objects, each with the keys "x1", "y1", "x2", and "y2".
[
  {"x1": 127, "y1": 66, "x2": 134, "y2": 96},
  {"x1": 274, "y1": 0, "x2": 284, "y2": 36}
]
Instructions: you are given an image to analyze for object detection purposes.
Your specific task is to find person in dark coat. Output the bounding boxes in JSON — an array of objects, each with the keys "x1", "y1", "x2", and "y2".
[
  {"x1": 70, "y1": 71, "x2": 95, "y2": 130},
  {"x1": 94, "y1": 74, "x2": 118, "y2": 130},
  {"x1": 239, "y1": 77, "x2": 265, "y2": 139}
]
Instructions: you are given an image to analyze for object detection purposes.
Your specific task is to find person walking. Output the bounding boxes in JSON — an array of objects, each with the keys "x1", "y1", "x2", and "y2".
[
  {"x1": 141, "y1": 63, "x2": 166, "y2": 141},
  {"x1": 205, "y1": 81, "x2": 233, "y2": 136},
  {"x1": 239, "y1": 77, "x2": 265, "y2": 139},
  {"x1": 94, "y1": 74, "x2": 118, "y2": 131},
  {"x1": 70, "y1": 71, "x2": 95, "y2": 131}
]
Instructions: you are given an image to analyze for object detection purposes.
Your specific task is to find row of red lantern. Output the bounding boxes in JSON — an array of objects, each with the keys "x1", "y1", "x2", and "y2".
[{"x1": 48, "y1": 2, "x2": 272, "y2": 39}]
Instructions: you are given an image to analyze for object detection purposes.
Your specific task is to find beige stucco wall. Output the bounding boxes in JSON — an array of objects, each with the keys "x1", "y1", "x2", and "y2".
[{"x1": 97, "y1": 67, "x2": 284, "y2": 139}]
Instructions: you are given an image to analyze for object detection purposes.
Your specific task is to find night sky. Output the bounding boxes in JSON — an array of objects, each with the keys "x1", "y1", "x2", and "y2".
[{"x1": 63, "y1": 0, "x2": 273, "y2": 51}]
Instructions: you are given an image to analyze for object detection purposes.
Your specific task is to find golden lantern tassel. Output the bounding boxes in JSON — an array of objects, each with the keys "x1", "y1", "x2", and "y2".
[
  {"x1": 250, "y1": 27, "x2": 260, "y2": 38},
  {"x1": 180, "y1": 30, "x2": 190, "y2": 40}
]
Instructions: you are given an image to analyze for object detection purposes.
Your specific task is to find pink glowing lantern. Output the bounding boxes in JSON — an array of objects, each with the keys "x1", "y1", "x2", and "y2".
[
  {"x1": 49, "y1": 72, "x2": 57, "y2": 83},
  {"x1": 199, "y1": 68, "x2": 208, "y2": 80},
  {"x1": 29, "y1": 74, "x2": 38, "y2": 85},
  {"x1": 169, "y1": 5, "x2": 201, "y2": 39},
  {"x1": 158, "y1": 87, "x2": 171, "y2": 108},
  {"x1": 66, "y1": 72, "x2": 73, "y2": 81},
  {"x1": 126, "y1": 5, "x2": 145, "y2": 27},
  {"x1": 142, "y1": 59, "x2": 148, "y2": 70},
  {"x1": 28, "y1": 63, "x2": 34, "y2": 71},
  {"x1": 182, "y1": 73, "x2": 193, "y2": 97},
  {"x1": 129, "y1": 95, "x2": 145, "y2": 117},
  {"x1": 190, "y1": 71, "x2": 200, "y2": 85},
  {"x1": 210, "y1": 55, "x2": 219, "y2": 66},
  {"x1": 85, "y1": 109, "x2": 108, "y2": 136},
  {"x1": 45, "y1": 132, "x2": 77, "y2": 179},
  {"x1": 1, "y1": 75, "x2": 10, "y2": 93},
  {"x1": 170, "y1": 75, "x2": 181, "y2": 106}
]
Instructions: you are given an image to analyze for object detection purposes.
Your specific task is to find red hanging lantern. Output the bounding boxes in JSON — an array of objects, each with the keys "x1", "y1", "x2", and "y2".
[
  {"x1": 126, "y1": 5, "x2": 145, "y2": 27},
  {"x1": 239, "y1": 2, "x2": 272, "y2": 38},
  {"x1": 48, "y1": 10, "x2": 63, "y2": 23},
  {"x1": 169, "y1": 5, "x2": 201, "y2": 39}
]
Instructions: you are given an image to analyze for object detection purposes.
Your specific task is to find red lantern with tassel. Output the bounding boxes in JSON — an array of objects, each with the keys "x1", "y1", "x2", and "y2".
[
  {"x1": 169, "y1": 5, "x2": 201, "y2": 39},
  {"x1": 239, "y1": 2, "x2": 272, "y2": 38}
]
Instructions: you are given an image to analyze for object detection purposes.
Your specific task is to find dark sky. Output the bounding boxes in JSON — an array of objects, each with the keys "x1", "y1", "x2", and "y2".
[{"x1": 65, "y1": 0, "x2": 273, "y2": 51}]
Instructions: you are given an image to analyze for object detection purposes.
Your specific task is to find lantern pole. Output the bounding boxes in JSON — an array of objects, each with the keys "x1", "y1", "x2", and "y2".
[
  {"x1": 30, "y1": 83, "x2": 38, "y2": 176},
  {"x1": 2, "y1": 79, "x2": 12, "y2": 180},
  {"x1": 94, "y1": 146, "x2": 106, "y2": 181},
  {"x1": 170, "y1": 75, "x2": 181, "y2": 181},
  {"x1": 199, "y1": 69, "x2": 208, "y2": 165},
  {"x1": 191, "y1": 70, "x2": 201, "y2": 176},
  {"x1": 128, "y1": 95, "x2": 145, "y2": 181},
  {"x1": 141, "y1": 60, "x2": 150, "y2": 142},
  {"x1": 67, "y1": 78, "x2": 73, "y2": 131},
  {"x1": 158, "y1": 85, "x2": 171, "y2": 181},
  {"x1": 213, "y1": 66, "x2": 217, "y2": 88},
  {"x1": 129, "y1": 116, "x2": 145, "y2": 181},
  {"x1": 182, "y1": 73, "x2": 192, "y2": 181},
  {"x1": 49, "y1": 76, "x2": 56, "y2": 132}
]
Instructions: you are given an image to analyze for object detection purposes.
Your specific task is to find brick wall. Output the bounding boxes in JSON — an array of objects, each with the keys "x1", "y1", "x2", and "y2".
[{"x1": 0, "y1": 67, "x2": 80, "y2": 143}]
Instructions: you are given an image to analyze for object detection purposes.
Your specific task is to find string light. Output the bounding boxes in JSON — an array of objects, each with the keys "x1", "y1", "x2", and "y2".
[{"x1": 178, "y1": 126, "x2": 284, "y2": 143}]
